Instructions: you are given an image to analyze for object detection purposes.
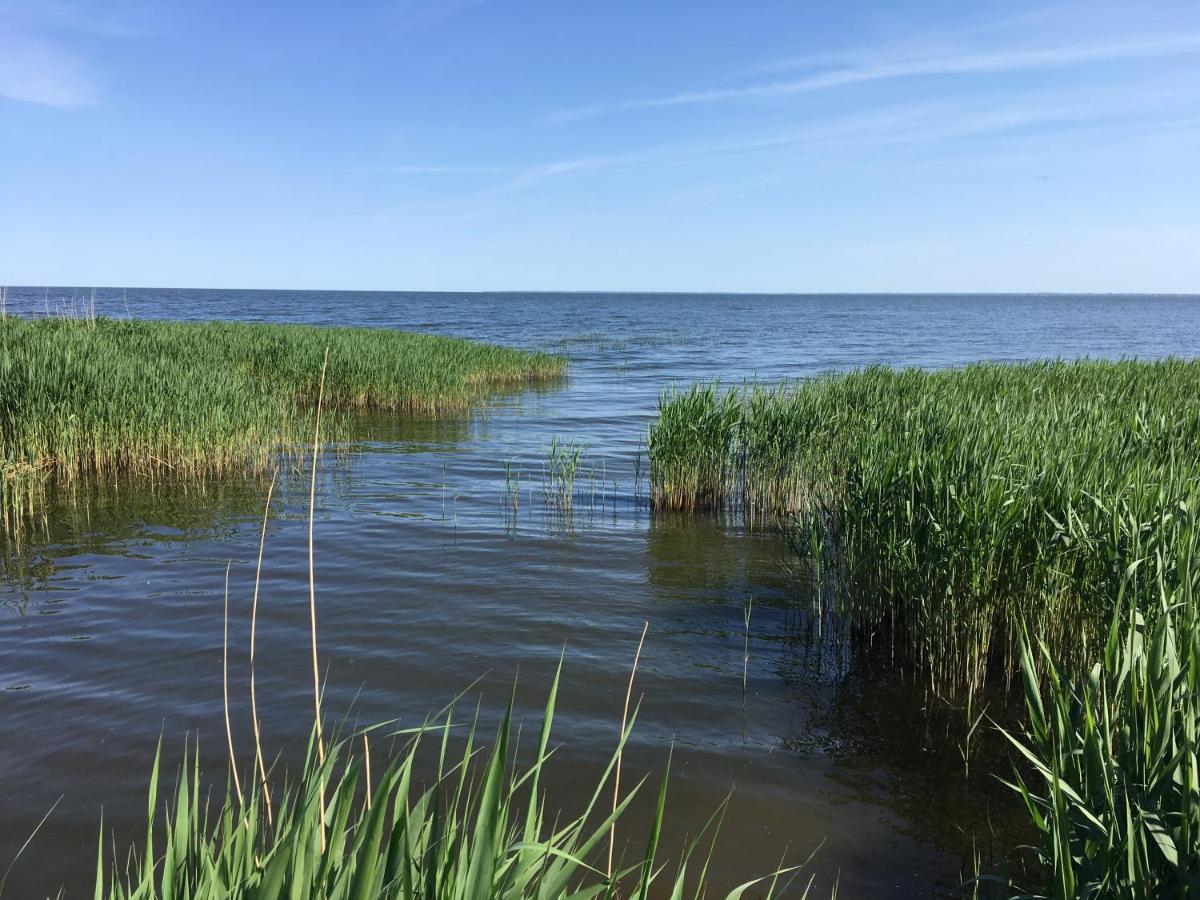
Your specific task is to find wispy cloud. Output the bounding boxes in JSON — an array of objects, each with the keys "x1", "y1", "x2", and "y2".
[
  {"x1": 552, "y1": 32, "x2": 1200, "y2": 122},
  {"x1": 364, "y1": 156, "x2": 629, "y2": 192},
  {"x1": 16, "y1": 0, "x2": 161, "y2": 39},
  {"x1": 413, "y1": 85, "x2": 1200, "y2": 219},
  {"x1": 392, "y1": 0, "x2": 486, "y2": 32},
  {"x1": 363, "y1": 163, "x2": 515, "y2": 175},
  {"x1": 0, "y1": 26, "x2": 97, "y2": 105}
]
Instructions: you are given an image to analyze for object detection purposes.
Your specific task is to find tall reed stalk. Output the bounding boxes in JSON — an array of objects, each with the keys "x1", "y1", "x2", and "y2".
[{"x1": 650, "y1": 361, "x2": 1200, "y2": 896}]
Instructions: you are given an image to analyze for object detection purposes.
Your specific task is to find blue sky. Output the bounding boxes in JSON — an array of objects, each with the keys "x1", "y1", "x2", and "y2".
[{"x1": 1, "y1": 0, "x2": 1198, "y2": 292}]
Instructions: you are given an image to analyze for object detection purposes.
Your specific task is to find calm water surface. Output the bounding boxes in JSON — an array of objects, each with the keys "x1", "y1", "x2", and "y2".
[{"x1": 3, "y1": 290, "x2": 1200, "y2": 897}]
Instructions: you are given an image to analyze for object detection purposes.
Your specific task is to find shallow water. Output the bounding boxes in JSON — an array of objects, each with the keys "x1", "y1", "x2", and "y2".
[{"x1": 3, "y1": 290, "x2": 1200, "y2": 897}]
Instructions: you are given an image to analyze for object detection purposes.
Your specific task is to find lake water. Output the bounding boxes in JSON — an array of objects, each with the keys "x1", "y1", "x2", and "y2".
[{"x1": 3, "y1": 289, "x2": 1200, "y2": 897}]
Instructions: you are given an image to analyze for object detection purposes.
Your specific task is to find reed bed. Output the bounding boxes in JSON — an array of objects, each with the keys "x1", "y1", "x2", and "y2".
[
  {"x1": 0, "y1": 316, "x2": 564, "y2": 530},
  {"x1": 651, "y1": 362, "x2": 1200, "y2": 895},
  {"x1": 648, "y1": 360, "x2": 1200, "y2": 691}
]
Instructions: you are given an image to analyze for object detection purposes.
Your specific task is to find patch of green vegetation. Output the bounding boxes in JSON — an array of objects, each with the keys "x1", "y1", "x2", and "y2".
[
  {"x1": 649, "y1": 360, "x2": 1200, "y2": 690},
  {"x1": 998, "y1": 591, "x2": 1200, "y2": 897},
  {"x1": 650, "y1": 360, "x2": 1200, "y2": 896},
  {"x1": 0, "y1": 316, "x2": 565, "y2": 530},
  {"x1": 72, "y1": 677, "x2": 809, "y2": 900}
]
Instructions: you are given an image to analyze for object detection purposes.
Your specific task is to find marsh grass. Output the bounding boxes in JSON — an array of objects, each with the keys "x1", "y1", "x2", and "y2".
[
  {"x1": 83, "y1": 673, "x2": 815, "y2": 900},
  {"x1": 543, "y1": 438, "x2": 587, "y2": 513},
  {"x1": 651, "y1": 361, "x2": 1200, "y2": 896},
  {"x1": 995, "y1": 587, "x2": 1200, "y2": 897},
  {"x1": 649, "y1": 361, "x2": 1200, "y2": 693},
  {"x1": 0, "y1": 316, "x2": 565, "y2": 532}
]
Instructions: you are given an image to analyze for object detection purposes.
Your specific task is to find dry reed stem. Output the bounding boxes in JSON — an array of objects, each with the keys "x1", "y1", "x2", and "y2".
[
  {"x1": 608, "y1": 619, "x2": 649, "y2": 879},
  {"x1": 222, "y1": 561, "x2": 245, "y2": 808},
  {"x1": 309, "y1": 347, "x2": 329, "y2": 851},
  {"x1": 250, "y1": 468, "x2": 277, "y2": 827},
  {"x1": 363, "y1": 733, "x2": 373, "y2": 811}
]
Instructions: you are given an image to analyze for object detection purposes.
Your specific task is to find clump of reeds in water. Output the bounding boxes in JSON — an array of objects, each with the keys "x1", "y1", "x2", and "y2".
[
  {"x1": 543, "y1": 437, "x2": 587, "y2": 512},
  {"x1": 0, "y1": 316, "x2": 566, "y2": 533},
  {"x1": 648, "y1": 360, "x2": 1200, "y2": 693},
  {"x1": 648, "y1": 361, "x2": 1200, "y2": 896},
  {"x1": 646, "y1": 384, "x2": 742, "y2": 512}
]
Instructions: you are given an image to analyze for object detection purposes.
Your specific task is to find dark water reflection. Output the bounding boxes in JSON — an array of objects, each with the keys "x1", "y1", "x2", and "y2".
[{"x1": 3, "y1": 289, "x2": 1200, "y2": 897}]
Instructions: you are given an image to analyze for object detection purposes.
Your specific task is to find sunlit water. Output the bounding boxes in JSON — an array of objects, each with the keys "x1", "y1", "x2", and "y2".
[{"x1": 3, "y1": 290, "x2": 1200, "y2": 897}]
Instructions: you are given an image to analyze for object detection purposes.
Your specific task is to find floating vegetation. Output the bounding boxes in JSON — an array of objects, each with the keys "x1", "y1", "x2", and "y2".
[{"x1": 0, "y1": 316, "x2": 565, "y2": 532}]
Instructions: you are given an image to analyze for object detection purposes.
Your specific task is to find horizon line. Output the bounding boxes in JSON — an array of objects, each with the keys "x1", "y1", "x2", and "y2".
[{"x1": 3, "y1": 284, "x2": 1198, "y2": 299}]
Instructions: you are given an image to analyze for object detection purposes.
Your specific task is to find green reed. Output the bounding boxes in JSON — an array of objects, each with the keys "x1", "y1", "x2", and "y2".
[
  {"x1": 651, "y1": 361, "x2": 1200, "y2": 896},
  {"x1": 78, "y1": 677, "x2": 808, "y2": 900},
  {"x1": 502, "y1": 457, "x2": 522, "y2": 511},
  {"x1": 649, "y1": 360, "x2": 1200, "y2": 692},
  {"x1": 0, "y1": 316, "x2": 564, "y2": 531},
  {"x1": 996, "y1": 574, "x2": 1200, "y2": 897},
  {"x1": 545, "y1": 438, "x2": 587, "y2": 512},
  {"x1": 646, "y1": 383, "x2": 742, "y2": 512}
]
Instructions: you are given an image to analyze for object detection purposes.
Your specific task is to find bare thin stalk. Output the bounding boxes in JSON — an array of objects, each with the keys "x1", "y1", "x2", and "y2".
[
  {"x1": 222, "y1": 561, "x2": 245, "y2": 808},
  {"x1": 608, "y1": 619, "x2": 649, "y2": 878},
  {"x1": 308, "y1": 348, "x2": 329, "y2": 851},
  {"x1": 363, "y1": 733, "x2": 373, "y2": 810},
  {"x1": 250, "y1": 469, "x2": 277, "y2": 827}
]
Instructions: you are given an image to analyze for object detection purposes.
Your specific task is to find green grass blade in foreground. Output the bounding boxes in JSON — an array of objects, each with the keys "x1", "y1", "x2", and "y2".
[
  {"x1": 996, "y1": 592, "x2": 1200, "y2": 898},
  {"x1": 65, "y1": 667, "x2": 819, "y2": 899}
]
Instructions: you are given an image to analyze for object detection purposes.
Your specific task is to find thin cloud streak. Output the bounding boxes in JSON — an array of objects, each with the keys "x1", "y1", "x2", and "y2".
[
  {"x1": 445, "y1": 87, "x2": 1200, "y2": 213},
  {"x1": 361, "y1": 163, "x2": 515, "y2": 175},
  {"x1": 553, "y1": 32, "x2": 1200, "y2": 122},
  {"x1": 0, "y1": 28, "x2": 97, "y2": 105},
  {"x1": 17, "y1": 0, "x2": 161, "y2": 39},
  {"x1": 392, "y1": 0, "x2": 486, "y2": 32},
  {"x1": 369, "y1": 97, "x2": 1190, "y2": 240}
]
